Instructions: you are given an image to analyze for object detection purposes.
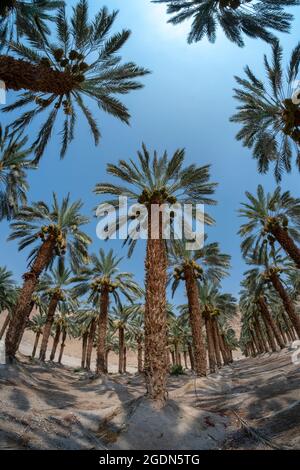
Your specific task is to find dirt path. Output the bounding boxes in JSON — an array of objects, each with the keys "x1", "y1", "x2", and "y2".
[{"x1": 0, "y1": 348, "x2": 299, "y2": 450}]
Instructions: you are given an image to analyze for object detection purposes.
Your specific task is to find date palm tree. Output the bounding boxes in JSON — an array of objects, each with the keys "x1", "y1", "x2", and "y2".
[
  {"x1": 110, "y1": 304, "x2": 136, "y2": 374},
  {"x1": 153, "y1": 1, "x2": 298, "y2": 47},
  {"x1": 169, "y1": 239, "x2": 230, "y2": 375},
  {"x1": 74, "y1": 249, "x2": 141, "y2": 375},
  {"x1": 1, "y1": 0, "x2": 149, "y2": 160},
  {"x1": 244, "y1": 247, "x2": 300, "y2": 338},
  {"x1": 0, "y1": 126, "x2": 32, "y2": 221},
  {"x1": 94, "y1": 144, "x2": 216, "y2": 405},
  {"x1": 231, "y1": 41, "x2": 300, "y2": 181},
  {"x1": 5, "y1": 193, "x2": 91, "y2": 359},
  {"x1": 241, "y1": 271, "x2": 286, "y2": 350},
  {"x1": 0, "y1": 1, "x2": 63, "y2": 48},
  {"x1": 37, "y1": 260, "x2": 79, "y2": 361},
  {"x1": 239, "y1": 185, "x2": 300, "y2": 268}
]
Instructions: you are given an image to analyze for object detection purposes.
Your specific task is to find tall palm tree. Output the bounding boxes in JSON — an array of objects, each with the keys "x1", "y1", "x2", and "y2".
[
  {"x1": 0, "y1": 1, "x2": 63, "y2": 48},
  {"x1": 76, "y1": 306, "x2": 98, "y2": 370},
  {"x1": 241, "y1": 272, "x2": 286, "y2": 350},
  {"x1": 94, "y1": 144, "x2": 216, "y2": 405},
  {"x1": 1, "y1": 0, "x2": 149, "y2": 160},
  {"x1": 245, "y1": 247, "x2": 300, "y2": 338},
  {"x1": 74, "y1": 249, "x2": 141, "y2": 374},
  {"x1": 37, "y1": 260, "x2": 79, "y2": 361},
  {"x1": 239, "y1": 185, "x2": 300, "y2": 268},
  {"x1": 5, "y1": 193, "x2": 91, "y2": 359},
  {"x1": 231, "y1": 41, "x2": 300, "y2": 181},
  {"x1": 0, "y1": 125, "x2": 32, "y2": 221},
  {"x1": 169, "y1": 239, "x2": 230, "y2": 375},
  {"x1": 153, "y1": 1, "x2": 298, "y2": 47}
]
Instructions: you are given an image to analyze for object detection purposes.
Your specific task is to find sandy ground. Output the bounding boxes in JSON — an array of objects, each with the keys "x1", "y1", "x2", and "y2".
[{"x1": 0, "y1": 347, "x2": 299, "y2": 450}]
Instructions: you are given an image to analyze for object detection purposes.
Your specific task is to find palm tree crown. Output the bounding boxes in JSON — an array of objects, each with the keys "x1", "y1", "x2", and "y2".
[
  {"x1": 0, "y1": 0, "x2": 64, "y2": 48},
  {"x1": 239, "y1": 185, "x2": 300, "y2": 258},
  {"x1": 231, "y1": 41, "x2": 300, "y2": 181},
  {"x1": 8, "y1": 193, "x2": 91, "y2": 271},
  {"x1": 75, "y1": 248, "x2": 142, "y2": 305},
  {"x1": 153, "y1": 1, "x2": 299, "y2": 47},
  {"x1": 0, "y1": 125, "x2": 32, "y2": 220},
  {"x1": 3, "y1": 0, "x2": 150, "y2": 160},
  {"x1": 94, "y1": 144, "x2": 217, "y2": 253}
]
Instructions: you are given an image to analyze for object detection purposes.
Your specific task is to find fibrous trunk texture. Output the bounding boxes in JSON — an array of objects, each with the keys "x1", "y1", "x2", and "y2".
[
  {"x1": 96, "y1": 289, "x2": 109, "y2": 374},
  {"x1": 58, "y1": 328, "x2": 66, "y2": 364},
  {"x1": 86, "y1": 319, "x2": 96, "y2": 371},
  {"x1": 271, "y1": 225, "x2": 300, "y2": 268},
  {"x1": 0, "y1": 313, "x2": 10, "y2": 340},
  {"x1": 184, "y1": 267, "x2": 207, "y2": 376},
  {"x1": 31, "y1": 332, "x2": 40, "y2": 358},
  {"x1": 81, "y1": 331, "x2": 88, "y2": 369},
  {"x1": 50, "y1": 324, "x2": 61, "y2": 361},
  {"x1": 258, "y1": 297, "x2": 285, "y2": 350},
  {"x1": 144, "y1": 211, "x2": 168, "y2": 406}
]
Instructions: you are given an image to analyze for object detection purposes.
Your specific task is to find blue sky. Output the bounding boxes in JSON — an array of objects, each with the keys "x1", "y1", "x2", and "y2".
[{"x1": 1, "y1": 0, "x2": 300, "y2": 306}]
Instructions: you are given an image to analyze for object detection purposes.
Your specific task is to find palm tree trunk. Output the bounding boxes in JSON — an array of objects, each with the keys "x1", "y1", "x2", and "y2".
[
  {"x1": 58, "y1": 328, "x2": 66, "y2": 364},
  {"x1": 281, "y1": 309, "x2": 296, "y2": 341},
  {"x1": 218, "y1": 332, "x2": 230, "y2": 365},
  {"x1": 183, "y1": 350, "x2": 188, "y2": 369},
  {"x1": 171, "y1": 350, "x2": 175, "y2": 365},
  {"x1": 211, "y1": 318, "x2": 222, "y2": 367},
  {"x1": 184, "y1": 268, "x2": 207, "y2": 376},
  {"x1": 137, "y1": 338, "x2": 143, "y2": 373},
  {"x1": 118, "y1": 326, "x2": 125, "y2": 374},
  {"x1": 86, "y1": 319, "x2": 96, "y2": 371},
  {"x1": 187, "y1": 344, "x2": 194, "y2": 370},
  {"x1": 105, "y1": 348, "x2": 110, "y2": 372},
  {"x1": 174, "y1": 343, "x2": 180, "y2": 366},
  {"x1": 81, "y1": 331, "x2": 88, "y2": 369},
  {"x1": 31, "y1": 332, "x2": 40, "y2": 358},
  {"x1": 258, "y1": 297, "x2": 285, "y2": 350},
  {"x1": 144, "y1": 213, "x2": 168, "y2": 406},
  {"x1": 0, "y1": 313, "x2": 10, "y2": 340},
  {"x1": 0, "y1": 56, "x2": 77, "y2": 94},
  {"x1": 269, "y1": 272, "x2": 300, "y2": 338},
  {"x1": 124, "y1": 346, "x2": 127, "y2": 373},
  {"x1": 5, "y1": 238, "x2": 55, "y2": 359},
  {"x1": 39, "y1": 294, "x2": 59, "y2": 361},
  {"x1": 270, "y1": 225, "x2": 300, "y2": 268},
  {"x1": 254, "y1": 317, "x2": 269, "y2": 353},
  {"x1": 96, "y1": 289, "x2": 109, "y2": 374},
  {"x1": 205, "y1": 315, "x2": 216, "y2": 373},
  {"x1": 50, "y1": 324, "x2": 61, "y2": 361},
  {"x1": 250, "y1": 330, "x2": 261, "y2": 355}
]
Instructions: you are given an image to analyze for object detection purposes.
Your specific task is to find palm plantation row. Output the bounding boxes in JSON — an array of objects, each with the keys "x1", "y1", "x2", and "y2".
[{"x1": 1, "y1": 1, "x2": 300, "y2": 407}]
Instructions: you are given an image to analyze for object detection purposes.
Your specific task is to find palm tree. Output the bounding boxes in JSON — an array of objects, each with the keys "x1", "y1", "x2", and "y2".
[
  {"x1": 232, "y1": 40, "x2": 300, "y2": 181},
  {"x1": 245, "y1": 246, "x2": 300, "y2": 338},
  {"x1": 241, "y1": 272, "x2": 286, "y2": 350},
  {"x1": 74, "y1": 249, "x2": 141, "y2": 375},
  {"x1": 76, "y1": 306, "x2": 99, "y2": 370},
  {"x1": 37, "y1": 260, "x2": 79, "y2": 361},
  {"x1": 1, "y1": 1, "x2": 149, "y2": 161},
  {"x1": 0, "y1": 125, "x2": 32, "y2": 221},
  {"x1": 169, "y1": 239, "x2": 230, "y2": 375},
  {"x1": 94, "y1": 144, "x2": 216, "y2": 405},
  {"x1": 5, "y1": 193, "x2": 91, "y2": 359},
  {"x1": 27, "y1": 310, "x2": 46, "y2": 358},
  {"x1": 0, "y1": 1, "x2": 63, "y2": 48},
  {"x1": 153, "y1": 1, "x2": 298, "y2": 47},
  {"x1": 239, "y1": 185, "x2": 300, "y2": 268}
]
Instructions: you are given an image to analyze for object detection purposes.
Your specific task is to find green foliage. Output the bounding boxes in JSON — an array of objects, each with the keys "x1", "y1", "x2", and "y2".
[
  {"x1": 3, "y1": 0, "x2": 149, "y2": 160},
  {"x1": 231, "y1": 41, "x2": 300, "y2": 180},
  {"x1": 153, "y1": 1, "x2": 298, "y2": 47},
  {"x1": 170, "y1": 364, "x2": 185, "y2": 376}
]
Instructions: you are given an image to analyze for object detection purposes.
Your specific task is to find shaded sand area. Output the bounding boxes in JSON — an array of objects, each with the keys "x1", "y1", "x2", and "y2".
[{"x1": 0, "y1": 348, "x2": 299, "y2": 450}]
